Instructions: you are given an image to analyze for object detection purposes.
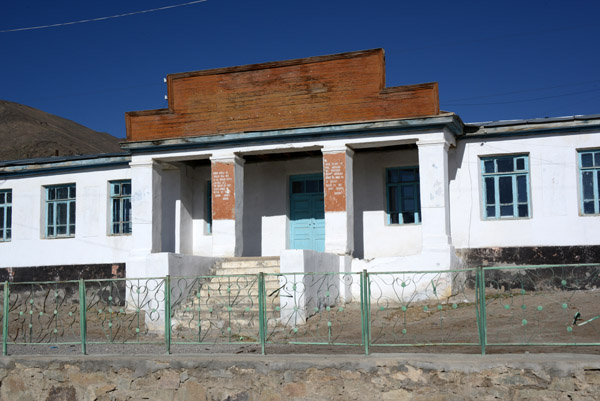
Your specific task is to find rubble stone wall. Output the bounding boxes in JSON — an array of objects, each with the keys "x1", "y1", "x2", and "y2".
[{"x1": 1, "y1": 353, "x2": 600, "y2": 400}]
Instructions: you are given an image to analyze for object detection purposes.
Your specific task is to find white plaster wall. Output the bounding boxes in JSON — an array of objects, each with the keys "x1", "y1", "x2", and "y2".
[
  {"x1": 243, "y1": 156, "x2": 323, "y2": 257},
  {"x1": 450, "y1": 132, "x2": 600, "y2": 249},
  {"x1": 352, "y1": 149, "x2": 422, "y2": 259},
  {"x1": 0, "y1": 166, "x2": 132, "y2": 267}
]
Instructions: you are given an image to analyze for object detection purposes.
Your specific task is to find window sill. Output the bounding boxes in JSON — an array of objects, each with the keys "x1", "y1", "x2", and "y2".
[{"x1": 44, "y1": 236, "x2": 75, "y2": 240}]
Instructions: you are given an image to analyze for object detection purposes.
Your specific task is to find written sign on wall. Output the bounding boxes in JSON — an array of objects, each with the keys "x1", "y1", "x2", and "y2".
[
  {"x1": 323, "y1": 153, "x2": 347, "y2": 212},
  {"x1": 211, "y1": 162, "x2": 236, "y2": 220}
]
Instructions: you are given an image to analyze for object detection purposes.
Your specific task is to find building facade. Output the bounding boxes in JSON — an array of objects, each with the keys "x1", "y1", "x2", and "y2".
[{"x1": 1, "y1": 49, "x2": 599, "y2": 282}]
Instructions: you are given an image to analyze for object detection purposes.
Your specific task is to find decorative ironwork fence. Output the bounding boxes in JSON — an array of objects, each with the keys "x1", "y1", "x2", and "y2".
[{"x1": 1, "y1": 264, "x2": 599, "y2": 356}]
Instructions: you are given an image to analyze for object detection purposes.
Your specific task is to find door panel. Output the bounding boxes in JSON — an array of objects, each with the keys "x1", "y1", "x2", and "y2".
[{"x1": 290, "y1": 175, "x2": 325, "y2": 252}]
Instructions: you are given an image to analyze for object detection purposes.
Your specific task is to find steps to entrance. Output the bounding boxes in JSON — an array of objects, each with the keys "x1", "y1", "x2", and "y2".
[{"x1": 171, "y1": 257, "x2": 281, "y2": 337}]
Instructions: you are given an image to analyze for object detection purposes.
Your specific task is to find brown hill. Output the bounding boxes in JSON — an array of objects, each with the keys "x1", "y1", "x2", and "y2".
[{"x1": 0, "y1": 100, "x2": 122, "y2": 161}]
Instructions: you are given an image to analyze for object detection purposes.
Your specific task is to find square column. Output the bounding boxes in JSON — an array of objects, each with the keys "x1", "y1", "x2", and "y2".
[
  {"x1": 129, "y1": 160, "x2": 162, "y2": 257},
  {"x1": 210, "y1": 154, "x2": 244, "y2": 257},
  {"x1": 322, "y1": 146, "x2": 354, "y2": 255},
  {"x1": 417, "y1": 132, "x2": 455, "y2": 267}
]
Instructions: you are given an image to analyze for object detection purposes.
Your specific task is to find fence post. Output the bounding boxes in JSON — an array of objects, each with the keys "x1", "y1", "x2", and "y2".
[
  {"x1": 475, "y1": 267, "x2": 487, "y2": 355},
  {"x1": 78, "y1": 279, "x2": 87, "y2": 355},
  {"x1": 258, "y1": 272, "x2": 266, "y2": 355},
  {"x1": 360, "y1": 270, "x2": 370, "y2": 355},
  {"x1": 165, "y1": 275, "x2": 171, "y2": 355},
  {"x1": 3, "y1": 281, "x2": 9, "y2": 356}
]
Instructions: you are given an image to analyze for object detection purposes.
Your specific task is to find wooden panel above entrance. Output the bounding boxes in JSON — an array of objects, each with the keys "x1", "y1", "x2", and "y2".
[{"x1": 125, "y1": 49, "x2": 440, "y2": 142}]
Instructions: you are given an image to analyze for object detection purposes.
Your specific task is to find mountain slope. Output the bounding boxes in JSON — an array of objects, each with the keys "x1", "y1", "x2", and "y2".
[{"x1": 0, "y1": 100, "x2": 122, "y2": 161}]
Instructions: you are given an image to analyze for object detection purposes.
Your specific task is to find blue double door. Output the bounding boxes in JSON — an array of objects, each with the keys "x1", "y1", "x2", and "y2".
[{"x1": 290, "y1": 174, "x2": 325, "y2": 252}]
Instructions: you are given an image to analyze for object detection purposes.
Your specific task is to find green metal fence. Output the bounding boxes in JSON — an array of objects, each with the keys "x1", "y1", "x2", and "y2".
[{"x1": 1, "y1": 264, "x2": 599, "y2": 356}]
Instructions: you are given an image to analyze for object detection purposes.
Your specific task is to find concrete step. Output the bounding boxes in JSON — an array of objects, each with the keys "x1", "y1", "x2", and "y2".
[
  {"x1": 215, "y1": 267, "x2": 280, "y2": 275},
  {"x1": 219, "y1": 257, "x2": 280, "y2": 270}
]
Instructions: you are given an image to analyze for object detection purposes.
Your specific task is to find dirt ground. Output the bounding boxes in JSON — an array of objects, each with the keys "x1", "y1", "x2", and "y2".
[{"x1": 5, "y1": 287, "x2": 600, "y2": 356}]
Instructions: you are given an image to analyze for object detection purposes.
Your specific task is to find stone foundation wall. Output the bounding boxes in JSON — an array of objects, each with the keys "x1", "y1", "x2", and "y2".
[{"x1": 1, "y1": 353, "x2": 600, "y2": 400}]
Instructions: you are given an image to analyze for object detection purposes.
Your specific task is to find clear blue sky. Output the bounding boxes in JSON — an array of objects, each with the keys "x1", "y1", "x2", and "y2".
[{"x1": 1, "y1": 0, "x2": 599, "y2": 139}]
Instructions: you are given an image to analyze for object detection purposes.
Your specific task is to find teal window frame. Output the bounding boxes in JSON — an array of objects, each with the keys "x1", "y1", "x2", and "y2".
[
  {"x1": 579, "y1": 149, "x2": 600, "y2": 215},
  {"x1": 45, "y1": 184, "x2": 76, "y2": 238},
  {"x1": 481, "y1": 155, "x2": 530, "y2": 220},
  {"x1": 386, "y1": 167, "x2": 421, "y2": 225},
  {"x1": 109, "y1": 180, "x2": 132, "y2": 235},
  {"x1": 0, "y1": 189, "x2": 12, "y2": 242},
  {"x1": 206, "y1": 180, "x2": 212, "y2": 234}
]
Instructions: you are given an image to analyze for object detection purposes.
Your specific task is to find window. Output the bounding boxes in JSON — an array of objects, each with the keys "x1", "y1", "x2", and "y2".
[
  {"x1": 0, "y1": 189, "x2": 11, "y2": 241},
  {"x1": 110, "y1": 180, "x2": 131, "y2": 234},
  {"x1": 386, "y1": 167, "x2": 421, "y2": 224},
  {"x1": 206, "y1": 180, "x2": 212, "y2": 234},
  {"x1": 579, "y1": 149, "x2": 600, "y2": 215},
  {"x1": 46, "y1": 184, "x2": 76, "y2": 238},
  {"x1": 481, "y1": 155, "x2": 530, "y2": 219}
]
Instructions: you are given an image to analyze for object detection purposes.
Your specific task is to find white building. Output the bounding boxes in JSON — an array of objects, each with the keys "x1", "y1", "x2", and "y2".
[{"x1": 0, "y1": 49, "x2": 599, "y2": 282}]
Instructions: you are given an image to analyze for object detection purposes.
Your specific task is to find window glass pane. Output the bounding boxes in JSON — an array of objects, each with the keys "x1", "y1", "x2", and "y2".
[
  {"x1": 292, "y1": 181, "x2": 304, "y2": 194},
  {"x1": 0, "y1": 193, "x2": 4, "y2": 204},
  {"x1": 57, "y1": 226, "x2": 67, "y2": 235},
  {"x1": 583, "y1": 201, "x2": 595, "y2": 214},
  {"x1": 113, "y1": 223, "x2": 120, "y2": 234},
  {"x1": 595, "y1": 152, "x2": 600, "y2": 167},
  {"x1": 402, "y1": 199, "x2": 415, "y2": 212},
  {"x1": 6, "y1": 206, "x2": 10, "y2": 228},
  {"x1": 486, "y1": 206, "x2": 496, "y2": 218},
  {"x1": 47, "y1": 204, "x2": 54, "y2": 227},
  {"x1": 57, "y1": 203, "x2": 67, "y2": 225},
  {"x1": 69, "y1": 202, "x2": 76, "y2": 227},
  {"x1": 123, "y1": 199, "x2": 131, "y2": 222},
  {"x1": 113, "y1": 199, "x2": 120, "y2": 223},
  {"x1": 305, "y1": 180, "x2": 319, "y2": 193},
  {"x1": 57, "y1": 187, "x2": 69, "y2": 199},
  {"x1": 123, "y1": 223, "x2": 131, "y2": 234},
  {"x1": 318, "y1": 180, "x2": 323, "y2": 192},
  {"x1": 112, "y1": 184, "x2": 120, "y2": 196},
  {"x1": 5, "y1": 229, "x2": 9, "y2": 240},
  {"x1": 6, "y1": 192, "x2": 10, "y2": 203},
  {"x1": 500, "y1": 205, "x2": 513, "y2": 217},
  {"x1": 517, "y1": 175, "x2": 527, "y2": 203},
  {"x1": 582, "y1": 153, "x2": 594, "y2": 168},
  {"x1": 0, "y1": 209, "x2": 3, "y2": 229},
  {"x1": 0, "y1": 228, "x2": 3, "y2": 240},
  {"x1": 497, "y1": 158, "x2": 514, "y2": 173},
  {"x1": 70, "y1": 224, "x2": 75, "y2": 235},
  {"x1": 483, "y1": 160, "x2": 495, "y2": 174},
  {"x1": 485, "y1": 177, "x2": 495, "y2": 205},
  {"x1": 388, "y1": 187, "x2": 398, "y2": 213},
  {"x1": 518, "y1": 204, "x2": 528, "y2": 218},
  {"x1": 387, "y1": 169, "x2": 400, "y2": 183},
  {"x1": 402, "y1": 212, "x2": 415, "y2": 224},
  {"x1": 48, "y1": 188, "x2": 55, "y2": 200},
  {"x1": 389, "y1": 212, "x2": 399, "y2": 224},
  {"x1": 400, "y1": 170, "x2": 415, "y2": 182},
  {"x1": 498, "y1": 176, "x2": 513, "y2": 204},
  {"x1": 122, "y1": 182, "x2": 131, "y2": 195},
  {"x1": 515, "y1": 158, "x2": 525, "y2": 171},
  {"x1": 47, "y1": 227, "x2": 54, "y2": 236},
  {"x1": 582, "y1": 172, "x2": 594, "y2": 199},
  {"x1": 401, "y1": 185, "x2": 414, "y2": 197},
  {"x1": 69, "y1": 186, "x2": 76, "y2": 198}
]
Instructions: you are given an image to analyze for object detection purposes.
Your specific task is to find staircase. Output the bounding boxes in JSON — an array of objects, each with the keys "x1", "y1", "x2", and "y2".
[{"x1": 171, "y1": 257, "x2": 281, "y2": 341}]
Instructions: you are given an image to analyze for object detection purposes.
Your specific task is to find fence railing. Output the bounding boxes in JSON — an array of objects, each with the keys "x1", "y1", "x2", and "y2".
[{"x1": 1, "y1": 263, "x2": 599, "y2": 355}]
